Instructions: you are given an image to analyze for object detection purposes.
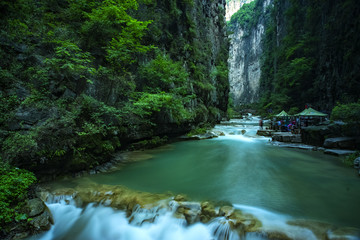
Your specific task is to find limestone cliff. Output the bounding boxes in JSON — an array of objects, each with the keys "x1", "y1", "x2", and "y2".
[
  {"x1": 225, "y1": 0, "x2": 254, "y2": 21},
  {"x1": 228, "y1": 0, "x2": 272, "y2": 107}
]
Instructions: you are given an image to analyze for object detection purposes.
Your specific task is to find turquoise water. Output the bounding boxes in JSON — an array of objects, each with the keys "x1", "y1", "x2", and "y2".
[{"x1": 74, "y1": 121, "x2": 360, "y2": 228}]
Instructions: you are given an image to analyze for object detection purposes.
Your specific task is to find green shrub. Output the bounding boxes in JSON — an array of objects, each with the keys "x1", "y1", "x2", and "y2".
[
  {"x1": 130, "y1": 136, "x2": 168, "y2": 150},
  {"x1": 0, "y1": 161, "x2": 36, "y2": 230},
  {"x1": 331, "y1": 102, "x2": 360, "y2": 123},
  {"x1": 187, "y1": 127, "x2": 208, "y2": 136},
  {"x1": 343, "y1": 152, "x2": 359, "y2": 167}
]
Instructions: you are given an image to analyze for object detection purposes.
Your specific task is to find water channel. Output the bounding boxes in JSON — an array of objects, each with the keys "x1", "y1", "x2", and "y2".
[{"x1": 35, "y1": 118, "x2": 360, "y2": 240}]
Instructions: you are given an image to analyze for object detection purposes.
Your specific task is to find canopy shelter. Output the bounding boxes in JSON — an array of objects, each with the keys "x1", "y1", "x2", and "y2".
[
  {"x1": 295, "y1": 107, "x2": 327, "y2": 117},
  {"x1": 274, "y1": 110, "x2": 289, "y2": 117}
]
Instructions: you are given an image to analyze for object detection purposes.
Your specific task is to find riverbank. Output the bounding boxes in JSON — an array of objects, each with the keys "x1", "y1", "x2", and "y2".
[
  {"x1": 8, "y1": 118, "x2": 360, "y2": 240},
  {"x1": 257, "y1": 126, "x2": 360, "y2": 176}
]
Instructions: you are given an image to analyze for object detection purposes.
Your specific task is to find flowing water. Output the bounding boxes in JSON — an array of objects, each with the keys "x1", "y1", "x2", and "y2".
[{"x1": 34, "y1": 117, "x2": 360, "y2": 240}]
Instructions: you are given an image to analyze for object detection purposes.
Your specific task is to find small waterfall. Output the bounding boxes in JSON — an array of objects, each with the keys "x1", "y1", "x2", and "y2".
[
  {"x1": 34, "y1": 199, "x2": 213, "y2": 240},
  {"x1": 208, "y1": 217, "x2": 241, "y2": 240},
  {"x1": 129, "y1": 204, "x2": 165, "y2": 226}
]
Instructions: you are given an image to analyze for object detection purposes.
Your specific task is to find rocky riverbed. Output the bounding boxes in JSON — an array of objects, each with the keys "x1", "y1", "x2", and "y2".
[{"x1": 30, "y1": 182, "x2": 360, "y2": 240}]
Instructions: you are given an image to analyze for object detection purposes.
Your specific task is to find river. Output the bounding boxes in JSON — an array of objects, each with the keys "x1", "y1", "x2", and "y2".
[{"x1": 32, "y1": 118, "x2": 360, "y2": 240}]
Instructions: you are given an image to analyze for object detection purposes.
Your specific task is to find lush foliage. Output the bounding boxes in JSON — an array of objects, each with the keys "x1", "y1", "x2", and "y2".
[
  {"x1": 343, "y1": 152, "x2": 360, "y2": 167},
  {"x1": 257, "y1": 0, "x2": 360, "y2": 117},
  {"x1": 0, "y1": 0, "x2": 229, "y2": 175},
  {"x1": 331, "y1": 102, "x2": 360, "y2": 123},
  {"x1": 228, "y1": 0, "x2": 260, "y2": 32},
  {"x1": 0, "y1": 161, "x2": 36, "y2": 229}
]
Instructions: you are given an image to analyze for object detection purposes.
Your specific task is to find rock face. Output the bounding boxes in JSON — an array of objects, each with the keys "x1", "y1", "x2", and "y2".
[
  {"x1": 228, "y1": 0, "x2": 272, "y2": 107},
  {"x1": 323, "y1": 137, "x2": 359, "y2": 150},
  {"x1": 27, "y1": 198, "x2": 53, "y2": 232},
  {"x1": 225, "y1": 0, "x2": 254, "y2": 21}
]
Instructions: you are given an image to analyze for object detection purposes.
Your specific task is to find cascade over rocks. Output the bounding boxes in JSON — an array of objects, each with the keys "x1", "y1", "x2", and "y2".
[{"x1": 37, "y1": 182, "x2": 360, "y2": 240}]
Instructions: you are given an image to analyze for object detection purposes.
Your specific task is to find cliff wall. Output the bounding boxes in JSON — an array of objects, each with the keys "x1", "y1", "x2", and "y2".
[
  {"x1": 0, "y1": 0, "x2": 229, "y2": 176},
  {"x1": 228, "y1": 0, "x2": 272, "y2": 107}
]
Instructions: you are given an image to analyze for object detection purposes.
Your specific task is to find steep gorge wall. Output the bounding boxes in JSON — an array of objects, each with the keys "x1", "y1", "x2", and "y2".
[
  {"x1": 259, "y1": 0, "x2": 360, "y2": 113},
  {"x1": 228, "y1": 0, "x2": 272, "y2": 107},
  {"x1": 228, "y1": 0, "x2": 360, "y2": 112}
]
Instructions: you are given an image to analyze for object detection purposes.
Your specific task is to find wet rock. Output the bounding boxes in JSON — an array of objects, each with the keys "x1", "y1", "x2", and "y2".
[
  {"x1": 27, "y1": 198, "x2": 45, "y2": 217},
  {"x1": 177, "y1": 202, "x2": 201, "y2": 225},
  {"x1": 12, "y1": 232, "x2": 30, "y2": 240},
  {"x1": 29, "y1": 210, "x2": 53, "y2": 231},
  {"x1": 324, "y1": 137, "x2": 357, "y2": 150},
  {"x1": 324, "y1": 149, "x2": 356, "y2": 156},
  {"x1": 272, "y1": 142, "x2": 316, "y2": 151},
  {"x1": 174, "y1": 194, "x2": 187, "y2": 202},
  {"x1": 327, "y1": 227, "x2": 360, "y2": 240},
  {"x1": 200, "y1": 201, "x2": 216, "y2": 223},
  {"x1": 212, "y1": 130, "x2": 225, "y2": 136},
  {"x1": 184, "y1": 208, "x2": 201, "y2": 225},
  {"x1": 287, "y1": 219, "x2": 334, "y2": 240},
  {"x1": 219, "y1": 205, "x2": 234, "y2": 217},
  {"x1": 257, "y1": 130, "x2": 274, "y2": 137},
  {"x1": 228, "y1": 210, "x2": 262, "y2": 232},
  {"x1": 179, "y1": 131, "x2": 219, "y2": 140},
  {"x1": 265, "y1": 231, "x2": 292, "y2": 240}
]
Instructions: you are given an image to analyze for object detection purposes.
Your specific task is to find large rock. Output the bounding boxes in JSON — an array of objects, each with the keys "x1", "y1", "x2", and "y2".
[
  {"x1": 26, "y1": 198, "x2": 54, "y2": 232},
  {"x1": 27, "y1": 198, "x2": 45, "y2": 217},
  {"x1": 179, "y1": 131, "x2": 220, "y2": 140},
  {"x1": 257, "y1": 130, "x2": 274, "y2": 137},
  {"x1": 354, "y1": 157, "x2": 360, "y2": 169},
  {"x1": 323, "y1": 137, "x2": 358, "y2": 150},
  {"x1": 219, "y1": 205, "x2": 234, "y2": 217},
  {"x1": 200, "y1": 201, "x2": 216, "y2": 223},
  {"x1": 29, "y1": 210, "x2": 53, "y2": 231},
  {"x1": 301, "y1": 124, "x2": 343, "y2": 147},
  {"x1": 177, "y1": 202, "x2": 202, "y2": 225},
  {"x1": 324, "y1": 149, "x2": 356, "y2": 156}
]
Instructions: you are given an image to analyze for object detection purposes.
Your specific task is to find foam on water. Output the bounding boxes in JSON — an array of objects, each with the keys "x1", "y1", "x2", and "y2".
[
  {"x1": 32, "y1": 200, "x2": 280, "y2": 240},
  {"x1": 234, "y1": 204, "x2": 318, "y2": 240}
]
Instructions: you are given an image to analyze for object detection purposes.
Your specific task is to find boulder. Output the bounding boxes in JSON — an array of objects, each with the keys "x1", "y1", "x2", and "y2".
[
  {"x1": 179, "y1": 132, "x2": 218, "y2": 140},
  {"x1": 27, "y1": 198, "x2": 45, "y2": 217},
  {"x1": 29, "y1": 210, "x2": 53, "y2": 231},
  {"x1": 200, "y1": 201, "x2": 216, "y2": 223},
  {"x1": 324, "y1": 149, "x2": 356, "y2": 156},
  {"x1": 301, "y1": 124, "x2": 343, "y2": 147},
  {"x1": 219, "y1": 205, "x2": 234, "y2": 217},
  {"x1": 323, "y1": 137, "x2": 357, "y2": 150},
  {"x1": 212, "y1": 130, "x2": 225, "y2": 136},
  {"x1": 177, "y1": 202, "x2": 201, "y2": 225},
  {"x1": 256, "y1": 130, "x2": 273, "y2": 137}
]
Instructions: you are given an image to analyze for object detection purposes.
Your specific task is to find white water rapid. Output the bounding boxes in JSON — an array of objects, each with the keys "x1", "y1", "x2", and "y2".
[{"x1": 32, "y1": 197, "x2": 270, "y2": 240}]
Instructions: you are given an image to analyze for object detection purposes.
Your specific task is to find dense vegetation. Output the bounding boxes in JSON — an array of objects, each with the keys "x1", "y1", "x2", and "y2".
[
  {"x1": 228, "y1": 0, "x2": 360, "y2": 118},
  {"x1": 258, "y1": 0, "x2": 360, "y2": 116},
  {"x1": 228, "y1": 0, "x2": 260, "y2": 32},
  {"x1": 0, "y1": 161, "x2": 36, "y2": 232},
  {"x1": 0, "y1": 0, "x2": 229, "y2": 176}
]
